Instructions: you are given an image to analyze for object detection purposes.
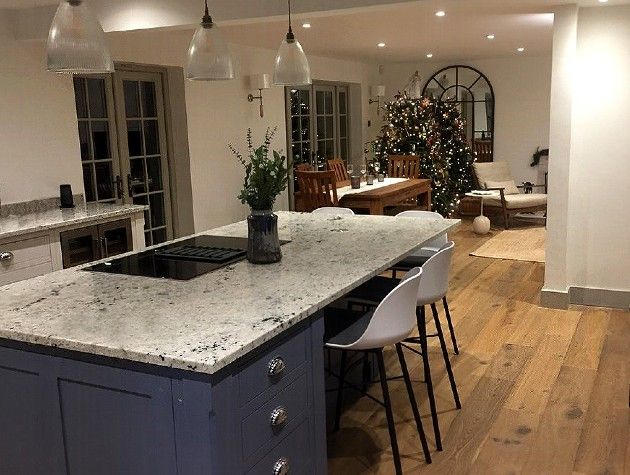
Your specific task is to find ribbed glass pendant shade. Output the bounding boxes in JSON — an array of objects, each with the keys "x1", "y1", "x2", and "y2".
[
  {"x1": 185, "y1": 1, "x2": 234, "y2": 81},
  {"x1": 273, "y1": 35, "x2": 311, "y2": 86},
  {"x1": 47, "y1": 0, "x2": 114, "y2": 74},
  {"x1": 273, "y1": 0, "x2": 311, "y2": 86}
]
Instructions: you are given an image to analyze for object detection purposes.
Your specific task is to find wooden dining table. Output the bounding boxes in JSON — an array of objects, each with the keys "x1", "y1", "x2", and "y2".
[{"x1": 337, "y1": 177, "x2": 432, "y2": 215}]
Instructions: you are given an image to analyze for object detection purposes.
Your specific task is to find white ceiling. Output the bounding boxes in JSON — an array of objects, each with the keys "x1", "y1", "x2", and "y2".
[
  {"x1": 223, "y1": 0, "x2": 560, "y2": 63},
  {"x1": 3, "y1": 0, "x2": 629, "y2": 63}
]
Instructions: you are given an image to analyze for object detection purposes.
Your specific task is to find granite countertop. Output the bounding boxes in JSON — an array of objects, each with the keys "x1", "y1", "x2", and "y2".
[
  {"x1": 0, "y1": 202, "x2": 147, "y2": 241},
  {"x1": 0, "y1": 211, "x2": 458, "y2": 375}
]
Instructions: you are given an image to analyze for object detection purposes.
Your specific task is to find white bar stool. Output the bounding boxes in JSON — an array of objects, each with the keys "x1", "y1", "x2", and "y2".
[
  {"x1": 347, "y1": 242, "x2": 461, "y2": 451},
  {"x1": 391, "y1": 210, "x2": 459, "y2": 355},
  {"x1": 325, "y1": 267, "x2": 431, "y2": 473}
]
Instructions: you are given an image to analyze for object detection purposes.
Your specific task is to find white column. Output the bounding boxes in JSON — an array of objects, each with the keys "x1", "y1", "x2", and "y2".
[{"x1": 541, "y1": 5, "x2": 578, "y2": 308}]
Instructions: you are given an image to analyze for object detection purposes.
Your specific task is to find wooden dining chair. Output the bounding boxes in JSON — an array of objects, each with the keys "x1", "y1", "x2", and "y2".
[
  {"x1": 295, "y1": 170, "x2": 339, "y2": 212},
  {"x1": 388, "y1": 155, "x2": 421, "y2": 178},
  {"x1": 327, "y1": 158, "x2": 349, "y2": 184},
  {"x1": 295, "y1": 162, "x2": 314, "y2": 172},
  {"x1": 472, "y1": 139, "x2": 493, "y2": 163}
]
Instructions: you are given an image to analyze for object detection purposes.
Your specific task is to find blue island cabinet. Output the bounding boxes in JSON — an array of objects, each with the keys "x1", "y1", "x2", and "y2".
[{"x1": 0, "y1": 317, "x2": 327, "y2": 475}]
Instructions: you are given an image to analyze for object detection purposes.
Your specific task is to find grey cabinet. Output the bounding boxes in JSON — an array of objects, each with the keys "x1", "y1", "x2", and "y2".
[{"x1": 0, "y1": 317, "x2": 327, "y2": 474}]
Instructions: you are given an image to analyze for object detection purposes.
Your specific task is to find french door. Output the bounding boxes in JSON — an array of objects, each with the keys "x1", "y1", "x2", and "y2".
[
  {"x1": 113, "y1": 71, "x2": 173, "y2": 246},
  {"x1": 73, "y1": 69, "x2": 173, "y2": 246},
  {"x1": 286, "y1": 83, "x2": 350, "y2": 171}
]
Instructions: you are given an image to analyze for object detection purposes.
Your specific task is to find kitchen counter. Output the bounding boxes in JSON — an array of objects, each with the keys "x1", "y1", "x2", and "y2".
[
  {"x1": 0, "y1": 211, "x2": 458, "y2": 474},
  {"x1": 0, "y1": 202, "x2": 147, "y2": 241},
  {"x1": 0, "y1": 211, "x2": 458, "y2": 375}
]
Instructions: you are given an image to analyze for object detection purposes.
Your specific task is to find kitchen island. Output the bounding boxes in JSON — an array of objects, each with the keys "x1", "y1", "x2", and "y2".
[{"x1": 0, "y1": 211, "x2": 458, "y2": 475}]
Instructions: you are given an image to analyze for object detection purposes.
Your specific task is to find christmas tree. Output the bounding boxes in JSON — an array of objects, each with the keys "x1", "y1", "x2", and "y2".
[{"x1": 374, "y1": 94, "x2": 475, "y2": 216}]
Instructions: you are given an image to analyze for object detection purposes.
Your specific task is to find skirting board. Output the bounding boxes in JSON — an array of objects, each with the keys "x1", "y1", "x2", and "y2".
[
  {"x1": 541, "y1": 287, "x2": 630, "y2": 310},
  {"x1": 540, "y1": 288, "x2": 570, "y2": 309}
]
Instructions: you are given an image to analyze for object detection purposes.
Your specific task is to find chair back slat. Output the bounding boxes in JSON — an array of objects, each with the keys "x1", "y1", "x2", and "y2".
[
  {"x1": 387, "y1": 155, "x2": 420, "y2": 178},
  {"x1": 472, "y1": 139, "x2": 493, "y2": 163},
  {"x1": 295, "y1": 170, "x2": 339, "y2": 212},
  {"x1": 327, "y1": 159, "x2": 349, "y2": 183}
]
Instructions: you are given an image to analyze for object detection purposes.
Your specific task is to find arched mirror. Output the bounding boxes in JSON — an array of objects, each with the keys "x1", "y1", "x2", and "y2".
[{"x1": 422, "y1": 65, "x2": 495, "y2": 162}]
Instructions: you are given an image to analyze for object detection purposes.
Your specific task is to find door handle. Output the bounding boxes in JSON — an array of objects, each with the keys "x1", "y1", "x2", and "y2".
[
  {"x1": 127, "y1": 174, "x2": 134, "y2": 198},
  {"x1": 115, "y1": 175, "x2": 124, "y2": 200}
]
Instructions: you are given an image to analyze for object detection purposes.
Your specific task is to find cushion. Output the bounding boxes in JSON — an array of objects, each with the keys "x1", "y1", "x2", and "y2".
[
  {"x1": 484, "y1": 193, "x2": 547, "y2": 210},
  {"x1": 485, "y1": 179, "x2": 520, "y2": 195},
  {"x1": 473, "y1": 161, "x2": 512, "y2": 188}
]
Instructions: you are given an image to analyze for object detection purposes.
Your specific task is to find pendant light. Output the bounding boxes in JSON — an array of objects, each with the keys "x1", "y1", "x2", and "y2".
[
  {"x1": 47, "y1": 0, "x2": 114, "y2": 73},
  {"x1": 186, "y1": 0, "x2": 234, "y2": 81},
  {"x1": 273, "y1": 0, "x2": 311, "y2": 86}
]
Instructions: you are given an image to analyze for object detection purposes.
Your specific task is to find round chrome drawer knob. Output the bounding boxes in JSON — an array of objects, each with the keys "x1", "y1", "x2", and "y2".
[
  {"x1": 269, "y1": 406, "x2": 288, "y2": 429},
  {"x1": 0, "y1": 251, "x2": 14, "y2": 262},
  {"x1": 267, "y1": 356, "x2": 286, "y2": 378},
  {"x1": 272, "y1": 457, "x2": 289, "y2": 475}
]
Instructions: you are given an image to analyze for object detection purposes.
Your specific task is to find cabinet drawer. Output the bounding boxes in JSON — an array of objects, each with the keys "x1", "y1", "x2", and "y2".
[
  {"x1": 246, "y1": 418, "x2": 311, "y2": 475},
  {"x1": 241, "y1": 372, "x2": 309, "y2": 461},
  {"x1": 239, "y1": 329, "x2": 308, "y2": 406},
  {"x1": 0, "y1": 236, "x2": 53, "y2": 286}
]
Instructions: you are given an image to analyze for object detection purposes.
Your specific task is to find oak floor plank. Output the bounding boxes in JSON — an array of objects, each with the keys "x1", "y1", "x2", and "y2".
[
  {"x1": 521, "y1": 364, "x2": 598, "y2": 474},
  {"x1": 573, "y1": 309, "x2": 630, "y2": 475},
  {"x1": 563, "y1": 308, "x2": 610, "y2": 370}
]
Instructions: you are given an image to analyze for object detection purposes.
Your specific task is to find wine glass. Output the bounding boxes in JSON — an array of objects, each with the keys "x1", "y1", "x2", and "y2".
[
  {"x1": 360, "y1": 162, "x2": 367, "y2": 177},
  {"x1": 347, "y1": 163, "x2": 354, "y2": 177}
]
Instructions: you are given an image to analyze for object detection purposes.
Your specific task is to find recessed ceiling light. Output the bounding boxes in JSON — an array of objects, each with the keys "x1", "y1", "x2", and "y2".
[
  {"x1": 598, "y1": 0, "x2": 608, "y2": 3},
  {"x1": 377, "y1": 42, "x2": 386, "y2": 48},
  {"x1": 517, "y1": 47, "x2": 525, "y2": 52},
  {"x1": 302, "y1": 22, "x2": 311, "y2": 28},
  {"x1": 426, "y1": 53, "x2": 433, "y2": 58},
  {"x1": 486, "y1": 34, "x2": 495, "y2": 40},
  {"x1": 435, "y1": 10, "x2": 446, "y2": 17}
]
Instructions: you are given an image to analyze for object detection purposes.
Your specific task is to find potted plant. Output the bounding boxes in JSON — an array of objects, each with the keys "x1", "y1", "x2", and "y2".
[{"x1": 230, "y1": 127, "x2": 289, "y2": 264}]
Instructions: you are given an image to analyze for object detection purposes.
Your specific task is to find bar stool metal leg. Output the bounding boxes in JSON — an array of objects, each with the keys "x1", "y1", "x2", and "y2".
[
  {"x1": 442, "y1": 296, "x2": 459, "y2": 354},
  {"x1": 334, "y1": 350, "x2": 348, "y2": 432},
  {"x1": 395, "y1": 343, "x2": 432, "y2": 464},
  {"x1": 418, "y1": 305, "x2": 443, "y2": 451},
  {"x1": 376, "y1": 349, "x2": 403, "y2": 475},
  {"x1": 431, "y1": 303, "x2": 461, "y2": 409}
]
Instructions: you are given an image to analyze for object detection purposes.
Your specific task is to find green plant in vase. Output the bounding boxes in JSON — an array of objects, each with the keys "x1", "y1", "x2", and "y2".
[{"x1": 229, "y1": 127, "x2": 289, "y2": 264}]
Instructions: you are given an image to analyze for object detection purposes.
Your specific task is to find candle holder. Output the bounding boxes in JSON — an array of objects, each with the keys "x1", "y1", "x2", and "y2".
[
  {"x1": 377, "y1": 173, "x2": 385, "y2": 182},
  {"x1": 366, "y1": 174, "x2": 374, "y2": 185},
  {"x1": 350, "y1": 176, "x2": 361, "y2": 189}
]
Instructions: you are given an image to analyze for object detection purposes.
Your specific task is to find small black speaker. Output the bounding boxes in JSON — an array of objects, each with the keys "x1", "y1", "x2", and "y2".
[{"x1": 59, "y1": 184, "x2": 75, "y2": 209}]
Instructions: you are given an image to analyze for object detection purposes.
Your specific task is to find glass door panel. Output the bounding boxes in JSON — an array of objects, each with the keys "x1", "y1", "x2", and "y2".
[
  {"x1": 314, "y1": 85, "x2": 337, "y2": 169},
  {"x1": 114, "y1": 71, "x2": 172, "y2": 246},
  {"x1": 73, "y1": 76, "x2": 121, "y2": 204}
]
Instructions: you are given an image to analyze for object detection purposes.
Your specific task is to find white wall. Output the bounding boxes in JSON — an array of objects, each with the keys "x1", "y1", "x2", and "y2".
[
  {"x1": 369, "y1": 55, "x2": 553, "y2": 185},
  {"x1": 544, "y1": 4, "x2": 630, "y2": 306},
  {"x1": 0, "y1": 25, "x2": 371, "y2": 232},
  {"x1": 0, "y1": 16, "x2": 84, "y2": 205}
]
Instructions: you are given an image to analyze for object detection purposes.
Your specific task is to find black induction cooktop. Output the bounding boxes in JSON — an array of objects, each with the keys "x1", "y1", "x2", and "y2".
[{"x1": 86, "y1": 235, "x2": 256, "y2": 280}]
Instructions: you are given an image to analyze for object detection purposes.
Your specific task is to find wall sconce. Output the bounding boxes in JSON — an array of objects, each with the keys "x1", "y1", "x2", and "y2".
[
  {"x1": 369, "y1": 85, "x2": 386, "y2": 116},
  {"x1": 247, "y1": 73, "x2": 271, "y2": 117}
]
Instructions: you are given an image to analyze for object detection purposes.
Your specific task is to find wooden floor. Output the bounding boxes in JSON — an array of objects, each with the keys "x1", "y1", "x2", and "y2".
[{"x1": 327, "y1": 219, "x2": 630, "y2": 475}]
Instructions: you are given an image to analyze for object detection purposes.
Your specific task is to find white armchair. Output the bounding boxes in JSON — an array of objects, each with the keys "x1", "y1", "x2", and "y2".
[{"x1": 472, "y1": 161, "x2": 547, "y2": 229}]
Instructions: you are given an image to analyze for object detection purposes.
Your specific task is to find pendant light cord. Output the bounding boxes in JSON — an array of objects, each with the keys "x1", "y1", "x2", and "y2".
[
  {"x1": 202, "y1": 0, "x2": 213, "y2": 27},
  {"x1": 286, "y1": 0, "x2": 295, "y2": 40}
]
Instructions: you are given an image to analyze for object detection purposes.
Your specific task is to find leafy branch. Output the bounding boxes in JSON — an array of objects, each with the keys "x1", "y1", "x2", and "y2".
[{"x1": 229, "y1": 127, "x2": 290, "y2": 211}]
